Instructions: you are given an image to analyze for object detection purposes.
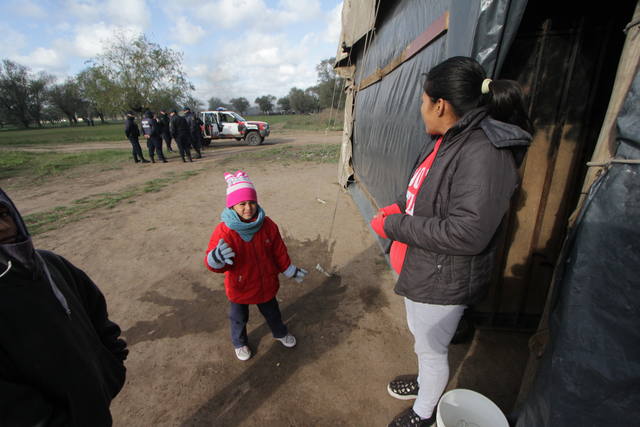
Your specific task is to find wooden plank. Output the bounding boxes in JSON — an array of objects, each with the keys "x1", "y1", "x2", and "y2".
[{"x1": 357, "y1": 11, "x2": 449, "y2": 91}]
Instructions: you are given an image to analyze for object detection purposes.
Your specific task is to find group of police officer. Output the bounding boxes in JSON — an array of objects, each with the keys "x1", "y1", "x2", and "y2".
[{"x1": 124, "y1": 107, "x2": 205, "y2": 164}]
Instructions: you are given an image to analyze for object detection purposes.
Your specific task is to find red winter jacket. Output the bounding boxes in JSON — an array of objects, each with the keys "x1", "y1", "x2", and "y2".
[{"x1": 204, "y1": 217, "x2": 292, "y2": 304}]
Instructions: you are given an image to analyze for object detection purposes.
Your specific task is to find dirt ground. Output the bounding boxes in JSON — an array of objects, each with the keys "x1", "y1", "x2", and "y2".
[{"x1": 4, "y1": 130, "x2": 529, "y2": 426}]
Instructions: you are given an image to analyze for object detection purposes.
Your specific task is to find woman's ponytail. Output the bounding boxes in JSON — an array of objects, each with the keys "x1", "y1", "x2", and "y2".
[{"x1": 482, "y1": 79, "x2": 533, "y2": 135}]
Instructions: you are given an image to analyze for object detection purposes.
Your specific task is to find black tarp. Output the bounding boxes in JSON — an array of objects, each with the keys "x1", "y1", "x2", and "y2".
[
  {"x1": 350, "y1": 0, "x2": 528, "y2": 214},
  {"x1": 516, "y1": 68, "x2": 640, "y2": 426}
]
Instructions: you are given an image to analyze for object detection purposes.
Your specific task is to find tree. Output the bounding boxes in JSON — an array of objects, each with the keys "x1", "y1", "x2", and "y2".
[
  {"x1": 48, "y1": 79, "x2": 85, "y2": 124},
  {"x1": 254, "y1": 95, "x2": 276, "y2": 114},
  {"x1": 208, "y1": 97, "x2": 228, "y2": 110},
  {"x1": 0, "y1": 60, "x2": 53, "y2": 128},
  {"x1": 28, "y1": 71, "x2": 54, "y2": 127},
  {"x1": 314, "y1": 57, "x2": 345, "y2": 110},
  {"x1": 229, "y1": 97, "x2": 250, "y2": 115},
  {"x1": 277, "y1": 96, "x2": 291, "y2": 112},
  {"x1": 76, "y1": 66, "x2": 117, "y2": 123},
  {"x1": 88, "y1": 33, "x2": 194, "y2": 114},
  {"x1": 287, "y1": 87, "x2": 317, "y2": 114}
]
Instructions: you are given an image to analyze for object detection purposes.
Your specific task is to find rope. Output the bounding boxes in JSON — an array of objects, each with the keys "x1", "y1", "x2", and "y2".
[
  {"x1": 321, "y1": 1, "x2": 382, "y2": 271},
  {"x1": 587, "y1": 158, "x2": 640, "y2": 166}
]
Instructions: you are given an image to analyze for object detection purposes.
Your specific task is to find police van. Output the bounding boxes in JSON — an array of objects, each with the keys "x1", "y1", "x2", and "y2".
[{"x1": 200, "y1": 108, "x2": 270, "y2": 146}]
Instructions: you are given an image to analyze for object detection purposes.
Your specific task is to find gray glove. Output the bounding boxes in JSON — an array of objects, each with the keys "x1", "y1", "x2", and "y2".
[
  {"x1": 292, "y1": 267, "x2": 308, "y2": 283},
  {"x1": 284, "y1": 265, "x2": 308, "y2": 283},
  {"x1": 208, "y1": 239, "x2": 235, "y2": 268}
]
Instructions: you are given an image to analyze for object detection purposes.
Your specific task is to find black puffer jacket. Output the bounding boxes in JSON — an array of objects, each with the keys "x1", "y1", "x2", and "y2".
[
  {"x1": 170, "y1": 114, "x2": 190, "y2": 138},
  {"x1": 384, "y1": 108, "x2": 532, "y2": 305},
  {"x1": 124, "y1": 117, "x2": 139, "y2": 138},
  {"x1": 0, "y1": 189, "x2": 128, "y2": 426}
]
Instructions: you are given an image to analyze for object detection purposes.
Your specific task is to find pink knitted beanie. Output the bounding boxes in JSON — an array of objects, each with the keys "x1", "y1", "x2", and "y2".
[{"x1": 224, "y1": 170, "x2": 258, "y2": 208}]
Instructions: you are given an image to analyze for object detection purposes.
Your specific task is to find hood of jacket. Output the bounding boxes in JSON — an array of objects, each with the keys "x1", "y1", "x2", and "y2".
[
  {"x1": 448, "y1": 107, "x2": 532, "y2": 146},
  {"x1": 0, "y1": 188, "x2": 39, "y2": 275}
]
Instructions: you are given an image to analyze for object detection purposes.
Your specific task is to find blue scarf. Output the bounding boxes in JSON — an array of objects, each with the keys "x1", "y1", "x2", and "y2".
[{"x1": 221, "y1": 205, "x2": 265, "y2": 242}]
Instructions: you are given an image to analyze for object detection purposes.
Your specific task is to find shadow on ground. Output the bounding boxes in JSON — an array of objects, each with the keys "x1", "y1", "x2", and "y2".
[{"x1": 123, "y1": 278, "x2": 228, "y2": 346}]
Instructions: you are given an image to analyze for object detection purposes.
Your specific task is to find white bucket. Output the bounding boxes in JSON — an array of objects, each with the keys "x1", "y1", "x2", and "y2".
[{"x1": 436, "y1": 389, "x2": 508, "y2": 427}]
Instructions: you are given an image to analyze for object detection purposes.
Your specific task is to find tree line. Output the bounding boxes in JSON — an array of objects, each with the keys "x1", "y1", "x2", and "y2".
[
  {"x1": 0, "y1": 33, "x2": 344, "y2": 128},
  {"x1": 209, "y1": 58, "x2": 345, "y2": 116}
]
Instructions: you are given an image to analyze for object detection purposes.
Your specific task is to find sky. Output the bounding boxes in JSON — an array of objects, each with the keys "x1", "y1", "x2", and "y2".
[{"x1": 0, "y1": 0, "x2": 344, "y2": 107}]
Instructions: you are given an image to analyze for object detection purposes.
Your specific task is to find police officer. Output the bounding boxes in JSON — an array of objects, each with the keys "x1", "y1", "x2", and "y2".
[
  {"x1": 124, "y1": 111, "x2": 149, "y2": 164},
  {"x1": 169, "y1": 109, "x2": 193, "y2": 162},
  {"x1": 158, "y1": 109, "x2": 173, "y2": 152},
  {"x1": 183, "y1": 107, "x2": 202, "y2": 158},
  {"x1": 141, "y1": 111, "x2": 167, "y2": 163}
]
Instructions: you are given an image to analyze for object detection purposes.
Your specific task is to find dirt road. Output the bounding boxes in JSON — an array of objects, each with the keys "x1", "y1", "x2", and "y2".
[{"x1": 5, "y1": 130, "x2": 528, "y2": 426}]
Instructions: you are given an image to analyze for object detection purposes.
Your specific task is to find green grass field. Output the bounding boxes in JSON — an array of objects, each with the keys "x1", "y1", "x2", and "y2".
[
  {"x1": 0, "y1": 150, "x2": 130, "y2": 182},
  {"x1": 248, "y1": 110, "x2": 343, "y2": 131},
  {"x1": 0, "y1": 123, "x2": 124, "y2": 146}
]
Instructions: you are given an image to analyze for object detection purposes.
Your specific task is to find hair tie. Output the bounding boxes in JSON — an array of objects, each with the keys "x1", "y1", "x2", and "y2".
[{"x1": 481, "y1": 78, "x2": 492, "y2": 94}]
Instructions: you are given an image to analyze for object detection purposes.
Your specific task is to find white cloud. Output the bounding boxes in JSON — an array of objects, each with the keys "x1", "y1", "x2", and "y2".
[
  {"x1": 70, "y1": 24, "x2": 141, "y2": 58},
  {"x1": 200, "y1": 0, "x2": 266, "y2": 29},
  {"x1": 170, "y1": 16, "x2": 207, "y2": 45},
  {"x1": 196, "y1": 0, "x2": 322, "y2": 30},
  {"x1": 277, "y1": 0, "x2": 322, "y2": 22},
  {"x1": 324, "y1": 2, "x2": 342, "y2": 44},
  {"x1": 63, "y1": 0, "x2": 148, "y2": 27},
  {"x1": 12, "y1": 47, "x2": 66, "y2": 73},
  {"x1": 190, "y1": 27, "x2": 324, "y2": 103}
]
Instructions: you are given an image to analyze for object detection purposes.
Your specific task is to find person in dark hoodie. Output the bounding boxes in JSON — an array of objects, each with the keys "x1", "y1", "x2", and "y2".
[
  {"x1": 124, "y1": 111, "x2": 149, "y2": 163},
  {"x1": 170, "y1": 109, "x2": 193, "y2": 162},
  {"x1": 0, "y1": 188, "x2": 128, "y2": 426},
  {"x1": 141, "y1": 111, "x2": 167, "y2": 163},
  {"x1": 370, "y1": 57, "x2": 533, "y2": 427},
  {"x1": 158, "y1": 109, "x2": 174, "y2": 152},
  {"x1": 183, "y1": 107, "x2": 202, "y2": 159}
]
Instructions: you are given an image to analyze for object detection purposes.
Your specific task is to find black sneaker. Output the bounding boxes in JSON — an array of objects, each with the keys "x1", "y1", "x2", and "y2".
[
  {"x1": 388, "y1": 407, "x2": 436, "y2": 427},
  {"x1": 388, "y1": 375, "x2": 419, "y2": 400}
]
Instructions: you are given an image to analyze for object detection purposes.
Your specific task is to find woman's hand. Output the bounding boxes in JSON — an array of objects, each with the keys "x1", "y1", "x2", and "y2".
[{"x1": 370, "y1": 212, "x2": 389, "y2": 239}]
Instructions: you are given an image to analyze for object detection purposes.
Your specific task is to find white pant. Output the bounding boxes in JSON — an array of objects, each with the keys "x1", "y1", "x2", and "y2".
[{"x1": 404, "y1": 298, "x2": 465, "y2": 419}]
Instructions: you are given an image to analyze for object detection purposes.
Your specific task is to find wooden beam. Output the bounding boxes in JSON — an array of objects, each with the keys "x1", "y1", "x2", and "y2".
[{"x1": 357, "y1": 11, "x2": 449, "y2": 91}]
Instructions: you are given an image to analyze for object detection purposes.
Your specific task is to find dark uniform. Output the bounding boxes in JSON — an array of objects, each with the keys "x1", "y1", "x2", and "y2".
[
  {"x1": 141, "y1": 111, "x2": 167, "y2": 163},
  {"x1": 170, "y1": 110, "x2": 193, "y2": 162},
  {"x1": 124, "y1": 113, "x2": 148, "y2": 163},
  {"x1": 157, "y1": 111, "x2": 173, "y2": 152},
  {"x1": 183, "y1": 108, "x2": 202, "y2": 158}
]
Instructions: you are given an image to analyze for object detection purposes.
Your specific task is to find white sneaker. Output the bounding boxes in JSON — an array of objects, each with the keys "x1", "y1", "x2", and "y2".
[
  {"x1": 234, "y1": 345, "x2": 252, "y2": 361},
  {"x1": 275, "y1": 333, "x2": 296, "y2": 348}
]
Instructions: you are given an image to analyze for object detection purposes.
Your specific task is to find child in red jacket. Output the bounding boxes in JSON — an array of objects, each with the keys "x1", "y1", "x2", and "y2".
[{"x1": 204, "y1": 170, "x2": 307, "y2": 361}]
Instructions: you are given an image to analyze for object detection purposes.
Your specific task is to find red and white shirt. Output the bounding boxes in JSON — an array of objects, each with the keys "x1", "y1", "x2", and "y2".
[{"x1": 390, "y1": 137, "x2": 443, "y2": 273}]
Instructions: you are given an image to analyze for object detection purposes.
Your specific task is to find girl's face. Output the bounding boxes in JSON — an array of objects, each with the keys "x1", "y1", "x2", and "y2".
[{"x1": 232, "y1": 200, "x2": 257, "y2": 222}]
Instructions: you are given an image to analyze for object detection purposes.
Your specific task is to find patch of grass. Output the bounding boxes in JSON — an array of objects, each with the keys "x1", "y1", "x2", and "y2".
[
  {"x1": 247, "y1": 109, "x2": 343, "y2": 131},
  {"x1": 0, "y1": 123, "x2": 124, "y2": 147},
  {"x1": 0, "y1": 149, "x2": 129, "y2": 182},
  {"x1": 219, "y1": 144, "x2": 340, "y2": 166},
  {"x1": 23, "y1": 169, "x2": 205, "y2": 235}
]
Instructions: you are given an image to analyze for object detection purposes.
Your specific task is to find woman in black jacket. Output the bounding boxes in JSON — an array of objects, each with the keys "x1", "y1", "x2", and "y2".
[
  {"x1": 0, "y1": 189, "x2": 128, "y2": 426},
  {"x1": 370, "y1": 56, "x2": 533, "y2": 427}
]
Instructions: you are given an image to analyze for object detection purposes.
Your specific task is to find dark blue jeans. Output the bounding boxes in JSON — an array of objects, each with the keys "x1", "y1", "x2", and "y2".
[{"x1": 229, "y1": 297, "x2": 287, "y2": 348}]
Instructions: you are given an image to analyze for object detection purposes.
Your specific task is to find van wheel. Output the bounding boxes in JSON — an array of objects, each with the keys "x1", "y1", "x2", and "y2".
[{"x1": 245, "y1": 131, "x2": 261, "y2": 146}]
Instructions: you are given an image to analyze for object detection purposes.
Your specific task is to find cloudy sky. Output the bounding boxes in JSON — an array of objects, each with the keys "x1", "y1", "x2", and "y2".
[{"x1": 0, "y1": 0, "x2": 343, "y2": 106}]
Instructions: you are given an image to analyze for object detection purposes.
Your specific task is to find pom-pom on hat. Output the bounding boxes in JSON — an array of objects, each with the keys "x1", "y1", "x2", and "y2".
[{"x1": 224, "y1": 170, "x2": 257, "y2": 208}]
